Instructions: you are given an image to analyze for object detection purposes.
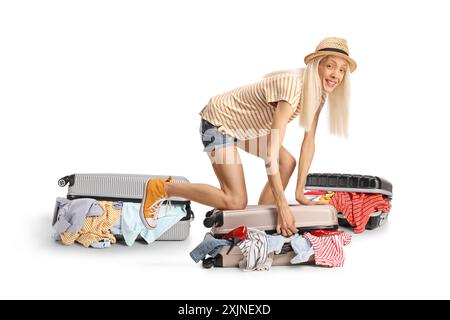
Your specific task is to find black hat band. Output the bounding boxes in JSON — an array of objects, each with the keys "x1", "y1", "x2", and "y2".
[{"x1": 318, "y1": 48, "x2": 349, "y2": 56}]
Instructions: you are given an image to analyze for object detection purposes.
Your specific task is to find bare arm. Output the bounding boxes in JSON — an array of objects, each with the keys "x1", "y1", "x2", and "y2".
[
  {"x1": 265, "y1": 101, "x2": 291, "y2": 204},
  {"x1": 295, "y1": 105, "x2": 324, "y2": 205},
  {"x1": 266, "y1": 101, "x2": 298, "y2": 236}
]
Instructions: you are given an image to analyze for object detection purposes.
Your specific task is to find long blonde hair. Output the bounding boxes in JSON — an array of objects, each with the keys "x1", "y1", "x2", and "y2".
[
  {"x1": 328, "y1": 61, "x2": 350, "y2": 137},
  {"x1": 264, "y1": 56, "x2": 351, "y2": 137}
]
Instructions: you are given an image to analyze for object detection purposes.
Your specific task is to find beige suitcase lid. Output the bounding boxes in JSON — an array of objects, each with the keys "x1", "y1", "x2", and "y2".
[{"x1": 209, "y1": 204, "x2": 338, "y2": 235}]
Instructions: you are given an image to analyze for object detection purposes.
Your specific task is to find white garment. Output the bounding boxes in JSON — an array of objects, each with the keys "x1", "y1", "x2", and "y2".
[{"x1": 237, "y1": 228, "x2": 269, "y2": 271}]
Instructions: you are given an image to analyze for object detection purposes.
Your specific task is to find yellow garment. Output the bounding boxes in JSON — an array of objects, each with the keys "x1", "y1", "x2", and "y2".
[
  {"x1": 318, "y1": 192, "x2": 335, "y2": 204},
  {"x1": 61, "y1": 201, "x2": 121, "y2": 247}
]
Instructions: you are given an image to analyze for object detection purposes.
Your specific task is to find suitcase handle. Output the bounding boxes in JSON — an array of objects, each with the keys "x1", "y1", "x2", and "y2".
[{"x1": 185, "y1": 203, "x2": 195, "y2": 221}]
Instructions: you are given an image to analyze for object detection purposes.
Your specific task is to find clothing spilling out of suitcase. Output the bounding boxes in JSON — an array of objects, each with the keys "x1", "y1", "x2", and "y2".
[{"x1": 53, "y1": 173, "x2": 392, "y2": 271}]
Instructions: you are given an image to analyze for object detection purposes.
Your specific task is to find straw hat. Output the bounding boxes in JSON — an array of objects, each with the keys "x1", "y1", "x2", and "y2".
[{"x1": 304, "y1": 37, "x2": 357, "y2": 72}]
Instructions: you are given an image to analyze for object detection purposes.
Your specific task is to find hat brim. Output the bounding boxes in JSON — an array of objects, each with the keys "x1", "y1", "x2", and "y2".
[{"x1": 304, "y1": 52, "x2": 357, "y2": 72}]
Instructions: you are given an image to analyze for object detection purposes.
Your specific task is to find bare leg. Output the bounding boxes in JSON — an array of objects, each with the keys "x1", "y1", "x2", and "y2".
[
  {"x1": 257, "y1": 146, "x2": 296, "y2": 204},
  {"x1": 165, "y1": 145, "x2": 248, "y2": 210},
  {"x1": 235, "y1": 137, "x2": 295, "y2": 205}
]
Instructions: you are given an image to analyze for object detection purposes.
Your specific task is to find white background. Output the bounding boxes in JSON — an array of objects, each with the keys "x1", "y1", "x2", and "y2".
[{"x1": 1, "y1": 0, "x2": 449, "y2": 299}]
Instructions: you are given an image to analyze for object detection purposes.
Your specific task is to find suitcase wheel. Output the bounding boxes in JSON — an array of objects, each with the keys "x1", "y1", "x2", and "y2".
[
  {"x1": 203, "y1": 210, "x2": 224, "y2": 228},
  {"x1": 203, "y1": 215, "x2": 216, "y2": 228},
  {"x1": 202, "y1": 257, "x2": 215, "y2": 269},
  {"x1": 58, "y1": 178, "x2": 67, "y2": 187}
]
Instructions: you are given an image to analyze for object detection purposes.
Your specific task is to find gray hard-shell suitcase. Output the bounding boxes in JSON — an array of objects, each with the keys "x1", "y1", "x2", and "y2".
[
  {"x1": 201, "y1": 204, "x2": 338, "y2": 268},
  {"x1": 305, "y1": 173, "x2": 393, "y2": 230},
  {"x1": 55, "y1": 173, "x2": 194, "y2": 241}
]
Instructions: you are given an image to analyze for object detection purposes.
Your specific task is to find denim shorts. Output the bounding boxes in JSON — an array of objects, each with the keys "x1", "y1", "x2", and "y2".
[{"x1": 199, "y1": 118, "x2": 238, "y2": 152}]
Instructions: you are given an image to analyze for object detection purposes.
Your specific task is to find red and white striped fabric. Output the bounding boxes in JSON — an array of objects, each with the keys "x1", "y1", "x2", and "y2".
[
  {"x1": 303, "y1": 232, "x2": 352, "y2": 268},
  {"x1": 330, "y1": 192, "x2": 391, "y2": 233}
]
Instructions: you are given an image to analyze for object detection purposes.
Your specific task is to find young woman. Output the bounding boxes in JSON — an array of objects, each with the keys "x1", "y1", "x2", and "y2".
[{"x1": 140, "y1": 37, "x2": 356, "y2": 237}]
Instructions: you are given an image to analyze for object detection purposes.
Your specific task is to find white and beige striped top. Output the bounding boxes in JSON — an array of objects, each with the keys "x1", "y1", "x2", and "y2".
[{"x1": 199, "y1": 69, "x2": 305, "y2": 140}]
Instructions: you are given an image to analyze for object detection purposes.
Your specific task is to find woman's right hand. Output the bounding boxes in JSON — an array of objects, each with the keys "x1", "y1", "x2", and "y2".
[
  {"x1": 276, "y1": 202, "x2": 298, "y2": 237},
  {"x1": 296, "y1": 190, "x2": 328, "y2": 206}
]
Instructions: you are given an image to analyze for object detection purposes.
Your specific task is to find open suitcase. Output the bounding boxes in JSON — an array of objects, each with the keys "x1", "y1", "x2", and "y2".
[
  {"x1": 207, "y1": 244, "x2": 313, "y2": 268},
  {"x1": 202, "y1": 204, "x2": 338, "y2": 268},
  {"x1": 305, "y1": 173, "x2": 393, "y2": 230},
  {"x1": 54, "y1": 173, "x2": 194, "y2": 241}
]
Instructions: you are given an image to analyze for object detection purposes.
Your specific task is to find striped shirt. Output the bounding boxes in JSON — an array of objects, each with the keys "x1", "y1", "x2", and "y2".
[
  {"x1": 237, "y1": 228, "x2": 269, "y2": 271},
  {"x1": 199, "y1": 70, "x2": 304, "y2": 140},
  {"x1": 330, "y1": 192, "x2": 391, "y2": 234},
  {"x1": 303, "y1": 231, "x2": 352, "y2": 268}
]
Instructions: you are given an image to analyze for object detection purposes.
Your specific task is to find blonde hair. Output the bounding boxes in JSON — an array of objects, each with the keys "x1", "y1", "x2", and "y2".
[
  {"x1": 328, "y1": 64, "x2": 350, "y2": 137},
  {"x1": 302, "y1": 55, "x2": 351, "y2": 137},
  {"x1": 299, "y1": 56, "x2": 323, "y2": 133},
  {"x1": 264, "y1": 56, "x2": 351, "y2": 137}
]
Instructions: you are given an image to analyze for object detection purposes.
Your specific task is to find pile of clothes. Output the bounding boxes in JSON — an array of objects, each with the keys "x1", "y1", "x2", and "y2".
[
  {"x1": 52, "y1": 197, "x2": 186, "y2": 248},
  {"x1": 190, "y1": 226, "x2": 352, "y2": 271},
  {"x1": 305, "y1": 190, "x2": 391, "y2": 233}
]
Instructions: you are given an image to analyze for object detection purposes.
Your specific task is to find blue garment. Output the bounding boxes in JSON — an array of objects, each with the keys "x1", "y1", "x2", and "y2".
[
  {"x1": 110, "y1": 204, "x2": 123, "y2": 236},
  {"x1": 53, "y1": 197, "x2": 104, "y2": 234},
  {"x1": 121, "y1": 202, "x2": 186, "y2": 246},
  {"x1": 110, "y1": 219, "x2": 121, "y2": 235},
  {"x1": 90, "y1": 239, "x2": 111, "y2": 249},
  {"x1": 290, "y1": 234, "x2": 314, "y2": 264},
  {"x1": 190, "y1": 233, "x2": 232, "y2": 263},
  {"x1": 266, "y1": 234, "x2": 284, "y2": 254}
]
